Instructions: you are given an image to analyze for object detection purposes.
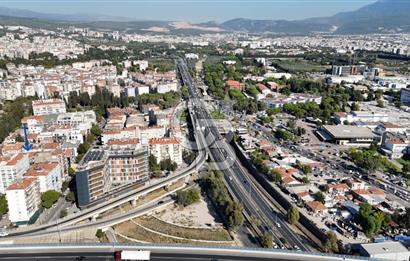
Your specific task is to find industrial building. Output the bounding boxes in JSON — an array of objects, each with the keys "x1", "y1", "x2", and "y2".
[{"x1": 317, "y1": 125, "x2": 378, "y2": 147}]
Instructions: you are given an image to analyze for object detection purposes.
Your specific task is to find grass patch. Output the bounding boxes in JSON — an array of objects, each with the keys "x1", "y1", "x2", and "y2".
[{"x1": 211, "y1": 110, "x2": 225, "y2": 120}]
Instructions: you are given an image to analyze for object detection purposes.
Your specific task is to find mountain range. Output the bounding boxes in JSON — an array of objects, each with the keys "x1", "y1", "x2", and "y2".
[
  {"x1": 220, "y1": 0, "x2": 410, "y2": 34},
  {"x1": 0, "y1": 0, "x2": 408, "y2": 34}
]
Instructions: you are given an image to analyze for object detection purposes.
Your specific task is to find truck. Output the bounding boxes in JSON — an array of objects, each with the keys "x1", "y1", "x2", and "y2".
[{"x1": 114, "y1": 250, "x2": 151, "y2": 261}]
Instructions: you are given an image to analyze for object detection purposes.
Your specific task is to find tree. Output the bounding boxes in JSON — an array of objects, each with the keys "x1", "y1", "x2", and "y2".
[
  {"x1": 226, "y1": 201, "x2": 244, "y2": 230},
  {"x1": 267, "y1": 169, "x2": 282, "y2": 183},
  {"x1": 160, "y1": 158, "x2": 177, "y2": 172},
  {"x1": 176, "y1": 188, "x2": 200, "y2": 207},
  {"x1": 324, "y1": 231, "x2": 339, "y2": 253},
  {"x1": 96, "y1": 229, "x2": 104, "y2": 239},
  {"x1": 15, "y1": 133, "x2": 24, "y2": 142},
  {"x1": 275, "y1": 129, "x2": 293, "y2": 141},
  {"x1": 65, "y1": 191, "x2": 76, "y2": 203},
  {"x1": 90, "y1": 124, "x2": 102, "y2": 137},
  {"x1": 314, "y1": 192, "x2": 326, "y2": 204},
  {"x1": 260, "y1": 233, "x2": 273, "y2": 248},
  {"x1": 351, "y1": 102, "x2": 360, "y2": 111},
  {"x1": 287, "y1": 205, "x2": 300, "y2": 225},
  {"x1": 68, "y1": 167, "x2": 76, "y2": 177},
  {"x1": 60, "y1": 209, "x2": 68, "y2": 218},
  {"x1": 62, "y1": 181, "x2": 69, "y2": 192},
  {"x1": 358, "y1": 203, "x2": 385, "y2": 238},
  {"x1": 0, "y1": 194, "x2": 8, "y2": 216},
  {"x1": 148, "y1": 154, "x2": 160, "y2": 172},
  {"x1": 41, "y1": 190, "x2": 61, "y2": 209},
  {"x1": 376, "y1": 99, "x2": 385, "y2": 108}
]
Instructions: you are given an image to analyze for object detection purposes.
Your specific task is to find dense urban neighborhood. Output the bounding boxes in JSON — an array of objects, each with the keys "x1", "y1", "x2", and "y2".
[{"x1": 0, "y1": 1, "x2": 409, "y2": 260}]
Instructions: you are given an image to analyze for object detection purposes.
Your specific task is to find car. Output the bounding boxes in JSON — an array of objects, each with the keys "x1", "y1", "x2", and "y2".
[
  {"x1": 157, "y1": 200, "x2": 164, "y2": 205},
  {"x1": 276, "y1": 222, "x2": 281, "y2": 228}
]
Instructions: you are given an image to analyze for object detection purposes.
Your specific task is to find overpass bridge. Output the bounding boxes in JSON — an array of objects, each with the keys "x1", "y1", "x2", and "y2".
[
  {"x1": 7, "y1": 148, "x2": 206, "y2": 237},
  {"x1": 0, "y1": 243, "x2": 374, "y2": 261}
]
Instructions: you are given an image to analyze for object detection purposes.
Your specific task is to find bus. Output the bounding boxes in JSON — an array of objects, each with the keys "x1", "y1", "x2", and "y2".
[{"x1": 114, "y1": 250, "x2": 151, "y2": 261}]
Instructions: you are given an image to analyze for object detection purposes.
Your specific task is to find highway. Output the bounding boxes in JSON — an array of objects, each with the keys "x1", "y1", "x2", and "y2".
[{"x1": 177, "y1": 59, "x2": 310, "y2": 251}]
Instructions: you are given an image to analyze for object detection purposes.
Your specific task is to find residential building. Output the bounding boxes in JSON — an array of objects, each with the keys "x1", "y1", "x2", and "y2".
[
  {"x1": 0, "y1": 153, "x2": 30, "y2": 194},
  {"x1": 21, "y1": 116, "x2": 45, "y2": 134},
  {"x1": 6, "y1": 178, "x2": 41, "y2": 225},
  {"x1": 76, "y1": 145, "x2": 149, "y2": 207},
  {"x1": 24, "y1": 163, "x2": 62, "y2": 192},
  {"x1": 334, "y1": 111, "x2": 389, "y2": 124},
  {"x1": 375, "y1": 122, "x2": 407, "y2": 135},
  {"x1": 381, "y1": 132, "x2": 410, "y2": 159},
  {"x1": 149, "y1": 137, "x2": 183, "y2": 166},
  {"x1": 32, "y1": 98, "x2": 66, "y2": 116},
  {"x1": 226, "y1": 80, "x2": 244, "y2": 91}
]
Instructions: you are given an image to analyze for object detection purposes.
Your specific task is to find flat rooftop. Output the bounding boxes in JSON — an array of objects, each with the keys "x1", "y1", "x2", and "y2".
[
  {"x1": 322, "y1": 125, "x2": 376, "y2": 139},
  {"x1": 360, "y1": 241, "x2": 409, "y2": 255}
]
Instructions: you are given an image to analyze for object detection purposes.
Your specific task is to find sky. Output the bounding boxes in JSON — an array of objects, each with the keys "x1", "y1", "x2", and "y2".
[{"x1": 0, "y1": 0, "x2": 378, "y2": 22}]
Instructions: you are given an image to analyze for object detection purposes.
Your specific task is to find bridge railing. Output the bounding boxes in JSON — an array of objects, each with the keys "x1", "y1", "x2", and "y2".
[{"x1": 0, "y1": 243, "x2": 376, "y2": 260}]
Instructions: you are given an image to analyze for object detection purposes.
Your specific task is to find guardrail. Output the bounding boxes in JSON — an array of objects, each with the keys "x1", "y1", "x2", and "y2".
[{"x1": 0, "y1": 243, "x2": 376, "y2": 260}]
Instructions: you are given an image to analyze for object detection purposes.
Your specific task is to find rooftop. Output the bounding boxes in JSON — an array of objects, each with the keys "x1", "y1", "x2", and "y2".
[
  {"x1": 7, "y1": 178, "x2": 37, "y2": 191},
  {"x1": 322, "y1": 125, "x2": 376, "y2": 139},
  {"x1": 360, "y1": 241, "x2": 409, "y2": 255}
]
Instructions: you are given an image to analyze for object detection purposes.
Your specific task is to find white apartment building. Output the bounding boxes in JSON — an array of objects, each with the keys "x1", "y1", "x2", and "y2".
[
  {"x1": 0, "y1": 153, "x2": 30, "y2": 194},
  {"x1": 56, "y1": 111, "x2": 96, "y2": 126},
  {"x1": 24, "y1": 163, "x2": 62, "y2": 192},
  {"x1": 6, "y1": 178, "x2": 41, "y2": 225},
  {"x1": 101, "y1": 127, "x2": 139, "y2": 145},
  {"x1": 21, "y1": 115, "x2": 45, "y2": 134},
  {"x1": 156, "y1": 82, "x2": 178, "y2": 94},
  {"x1": 334, "y1": 111, "x2": 389, "y2": 124},
  {"x1": 139, "y1": 125, "x2": 167, "y2": 146},
  {"x1": 32, "y1": 98, "x2": 66, "y2": 116},
  {"x1": 133, "y1": 60, "x2": 148, "y2": 71},
  {"x1": 149, "y1": 137, "x2": 183, "y2": 166},
  {"x1": 135, "y1": 85, "x2": 150, "y2": 96}
]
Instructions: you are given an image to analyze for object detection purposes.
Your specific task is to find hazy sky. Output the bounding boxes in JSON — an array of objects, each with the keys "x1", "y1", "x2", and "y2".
[{"x1": 0, "y1": 0, "x2": 378, "y2": 22}]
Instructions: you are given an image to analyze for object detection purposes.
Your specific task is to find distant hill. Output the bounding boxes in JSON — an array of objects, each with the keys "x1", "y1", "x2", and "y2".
[
  {"x1": 221, "y1": 0, "x2": 410, "y2": 34},
  {"x1": 0, "y1": 6, "x2": 132, "y2": 22},
  {"x1": 0, "y1": 0, "x2": 408, "y2": 34}
]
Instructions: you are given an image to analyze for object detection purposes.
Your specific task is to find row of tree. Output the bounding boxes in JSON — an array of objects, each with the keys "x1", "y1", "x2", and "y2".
[{"x1": 201, "y1": 171, "x2": 244, "y2": 231}]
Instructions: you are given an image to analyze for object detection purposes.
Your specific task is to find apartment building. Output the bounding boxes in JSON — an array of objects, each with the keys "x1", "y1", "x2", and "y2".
[
  {"x1": 24, "y1": 163, "x2": 62, "y2": 192},
  {"x1": 0, "y1": 153, "x2": 30, "y2": 194},
  {"x1": 334, "y1": 111, "x2": 389, "y2": 124},
  {"x1": 108, "y1": 140, "x2": 149, "y2": 184},
  {"x1": 6, "y1": 178, "x2": 41, "y2": 225},
  {"x1": 76, "y1": 145, "x2": 149, "y2": 207},
  {"x1": 32, "y1": 98, "x2": 66, "y2": 116},
  {"x1": 21, "y1": 115, "x2": 45, "y2": 134},
  {"x1": 149, "y1": 137, "x2": 183, "y2": 166}
]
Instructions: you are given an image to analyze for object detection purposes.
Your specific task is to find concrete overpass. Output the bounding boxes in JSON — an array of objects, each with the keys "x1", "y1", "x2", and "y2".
[
  {"x1": 7, "y1": 149, "x2": 206, "y2": 237},
  {"x1": 0, "y1": 243, "x2": 374, "y2": 261}
]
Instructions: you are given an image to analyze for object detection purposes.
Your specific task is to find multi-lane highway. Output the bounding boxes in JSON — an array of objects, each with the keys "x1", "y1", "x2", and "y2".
[{"x1": 177, "y1": 58, "x2": 310, "y2": 251}]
